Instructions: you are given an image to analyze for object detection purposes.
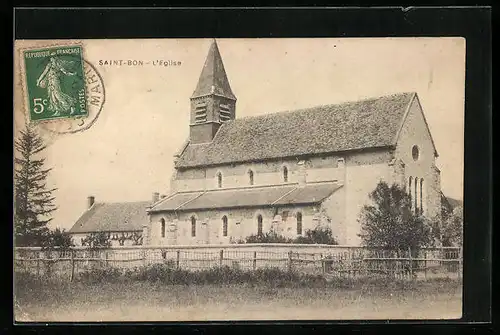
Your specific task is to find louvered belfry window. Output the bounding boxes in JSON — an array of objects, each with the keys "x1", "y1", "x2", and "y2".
[
  {"x1": 219, "y1": 103, "x2": 231, "y2": 122},
  {"x1": 195, "y1": 102, "x2": 207, "y2": 123}
]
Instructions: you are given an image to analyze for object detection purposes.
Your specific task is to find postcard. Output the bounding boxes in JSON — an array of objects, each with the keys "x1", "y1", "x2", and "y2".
[{"x1": 14, "y1": 38, "x2": 465, "y2": 322}]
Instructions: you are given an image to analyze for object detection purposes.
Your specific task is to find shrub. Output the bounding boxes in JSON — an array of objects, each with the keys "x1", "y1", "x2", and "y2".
[
  {"x1": 436, "y1": 205, "x2": 463, "y2": 247},
  {"x1": 81, "y1": 232, "x2": 112, "y2": 249},
  {"x1": 40, "y1": 228, "x2": 74, "y2": 254},
  {"x1": 245, "y1": 231, "x2": 293, "y2": 244},
  {"x1": 74, "y1": 264, "x2": 330, "y2": 287},
  {"x1": 244, "y1": 226, "x2": 338, "y2": 245},
  {"x1": 294, "y1": 226, "x2": 338, "y2": 245},
  {"x1": 77, "y1": 267, "x2": 123, "y2": 284}
]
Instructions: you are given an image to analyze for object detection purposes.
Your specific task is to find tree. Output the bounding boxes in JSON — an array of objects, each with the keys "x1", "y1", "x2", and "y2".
[
  {"x1": 437, "y1": 205, "x2": 463, "y2": 247},
  {"x1": 42, "y1": 228, "x2": 74, "y2": 250},
  {"x1": 14, "y1": 124, "x2": 57, "y2": 246},
  {"x1": 358, "y1": 181, "x2": 434, "y2": 252}
]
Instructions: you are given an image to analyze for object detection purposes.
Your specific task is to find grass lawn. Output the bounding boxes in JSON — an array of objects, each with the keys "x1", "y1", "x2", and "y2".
[{"x1": 14, "y1": 276, "x2": 462, "y2": 322}]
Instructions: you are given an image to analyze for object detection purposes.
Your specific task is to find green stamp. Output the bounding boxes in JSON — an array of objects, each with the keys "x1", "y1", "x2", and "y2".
[{"x1": 23, "y1": 45, "x2": 88, "y2": 121}]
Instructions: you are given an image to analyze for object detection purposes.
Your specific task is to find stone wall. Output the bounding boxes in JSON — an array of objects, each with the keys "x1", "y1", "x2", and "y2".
[
  {"x1": 172, "y1": 150, "x2": 394, "y2": 193},
  {"x1": 394, "y1": 95, "x2": 441, "y2": 220},
  {"x1": 343, "y1": 153, "x2": 393, "y2": 245},
  {"x1": 148, "y1": 204, "x2": 342, "y2": 246}
]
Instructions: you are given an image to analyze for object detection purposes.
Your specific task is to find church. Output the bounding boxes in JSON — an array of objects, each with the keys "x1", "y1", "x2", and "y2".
[
  {"x1": 144, "y1": 39, "x2": 442, "y2": 246},
  {"x1": 70, "y1": 39, "x2": 443, "y2": 247}
]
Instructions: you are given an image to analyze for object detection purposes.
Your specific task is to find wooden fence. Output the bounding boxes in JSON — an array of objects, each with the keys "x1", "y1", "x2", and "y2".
[{"x1": 14, "y1": 244, "x2": 462, "y2": 281}]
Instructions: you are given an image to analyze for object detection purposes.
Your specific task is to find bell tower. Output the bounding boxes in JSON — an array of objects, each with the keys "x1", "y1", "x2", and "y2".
[{"x1": 189, "y1": 39, "x2": 237, "y2": 144}]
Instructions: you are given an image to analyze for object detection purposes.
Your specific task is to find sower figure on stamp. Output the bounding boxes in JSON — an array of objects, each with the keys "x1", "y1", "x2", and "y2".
[{"x1": 36, "y1": 57, "x2": 77, "y2": 116}]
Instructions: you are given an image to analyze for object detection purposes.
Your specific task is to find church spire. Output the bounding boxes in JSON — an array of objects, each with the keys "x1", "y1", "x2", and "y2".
[
  {"x1": 191, "y1": 39, "x2": 236, "y2": 100},
  {"x1": 188, "y1": 39, "x2": 237, "y2": 144}
]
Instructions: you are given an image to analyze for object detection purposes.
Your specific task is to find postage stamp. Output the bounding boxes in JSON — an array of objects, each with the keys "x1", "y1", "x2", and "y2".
[
  {"x1": 37, "y1": 59, "x2": 105, "y2": 135},
  {"x1": 23, "y1": 45, "x2": 88, "y2": 121}
]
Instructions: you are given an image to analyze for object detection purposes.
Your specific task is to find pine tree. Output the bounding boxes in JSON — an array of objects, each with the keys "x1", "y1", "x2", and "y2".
[{"x1": 14, "y1": 124, "x2": 57, "y2": 246}]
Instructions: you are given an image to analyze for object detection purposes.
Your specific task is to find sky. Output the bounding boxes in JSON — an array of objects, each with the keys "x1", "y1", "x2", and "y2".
[{"x1": 14, "y1": 38, "x2": 465, "y2": 230}]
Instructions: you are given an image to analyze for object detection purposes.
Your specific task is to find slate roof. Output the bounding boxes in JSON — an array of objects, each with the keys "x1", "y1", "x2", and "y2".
[
  {"x1": 175, "y1": 92, "x2": 417, "y2": 169},
  {"x1": 191, "y1": 39, "x2": 236, "y2": 100},
  {"x1": 149, "y1": 182, "x2": 343, "y2": 213},
  {"x1": 68, "y1": 201, "x2": 150, "y2": 234}
]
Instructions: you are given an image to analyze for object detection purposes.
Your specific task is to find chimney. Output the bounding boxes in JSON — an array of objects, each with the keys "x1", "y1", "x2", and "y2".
[
  {"x1": 152, "y1": 192, "x2": 160, "y2": 204},
  {"x1": 87, "y1": 196, "x2": 95, "y2": 209}
]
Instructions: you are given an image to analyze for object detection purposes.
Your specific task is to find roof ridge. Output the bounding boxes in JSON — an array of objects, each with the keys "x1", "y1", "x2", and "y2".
[
  {"x1": 150, "y1": 182, "x2": 343, "y2": 213},
  {"x1": 94, "y1": 200, "x2": 151, "y2": 205},
  {"x1": 232, "y1": 92, "x2": 416, "y2": 123},
  {"x1": 171, "y1": 183, "x2": 298, "y2": 195},
  {"x1": 205, "y1": 183, "x2": 298, "y2": 193}
]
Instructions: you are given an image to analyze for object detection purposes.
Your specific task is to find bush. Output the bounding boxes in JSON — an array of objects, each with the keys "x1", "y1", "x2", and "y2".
[
  {"x1": 40, "y1": 228, "x2": 74, "y2": 252},
  {"x1": 245, "y1": 231, "x2": 293, "y2": 244},
  {"x1": 74, "y1": 264, "x2": 329, "y2": 287},
  {"x1": 77, "y1": 267, "x2": 123, "y2": 284},
  {"x1": 244, "y1": 226, "x2": 338, "y2": 245},
  {"x1": 294, "y1": 226, "x2": 338, "y2": 245},
  {"x1": 81, "y1": 232, "x2": 111, "y2": 249}
]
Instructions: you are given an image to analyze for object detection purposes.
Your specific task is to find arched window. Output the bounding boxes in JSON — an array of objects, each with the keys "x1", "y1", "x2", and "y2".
[
  {"x1": 283, "y1": 166, "x2": 288, "y2": 183},
  {"x1": 414, "y1": 177, "x2": 418, "y2": 214},
  {"x1": 420, "y1": 179, "x2": 424, "y2": 214},
  {"x1": 408, "y1": 177, "x2": 413, "y2": 203},
  {"x1": 217, "y1": 172, "x2": 222, "y2": 188},
  {"x1": 222, "y1": 216, "x2": 228, "y2": 237},
  {"x1": 248, "y1": 169, "x2": 254, "y2": 186},
  {"x1": 257, "y1": 214, "x2": 263, "y2": 236},
  {"x1": 296, "y1": 212, "x2": 303, "y2": 235},
  {"x1": 191, "y1": 216, "x2": 196, "y2": 237},
  {"x1": 160, "y1": 218, "x2": 166, "y2": 238}
]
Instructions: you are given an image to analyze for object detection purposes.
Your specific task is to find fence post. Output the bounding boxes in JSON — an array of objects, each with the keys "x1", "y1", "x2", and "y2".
[
  {"x1": 70, "y1": 249, "x2": 75, "y2": 282},
  {"x1": 36, "y1": 250, "x2": 40, "y2": 278},
  {"x1": 408, "y1": 247, "x2": 413, "y2": 280},
  {"x1": 288, "y1": 251, "x2": 293, "y2": 272},
  {"x1": 105, "y1": 251, "x2": 109, "y2": 267},
  {"x1": 459, "y1": 246, "x2": 463, "y2": 278},
  {"x1": 176, "y1": 250, "x2": 180, "y2": 269},
  {"x1": 424, "y1": 250, "x2": 427, "y2": 279},
  {"x1": 320, "y1": 253, "x2": 325, "y2": 275},
  {"x1": 219, "y1": 249, "x2": 224, "y2": 267},
  {"x1": 253, "y1": 251, "x2": 257, "y2": 270}
]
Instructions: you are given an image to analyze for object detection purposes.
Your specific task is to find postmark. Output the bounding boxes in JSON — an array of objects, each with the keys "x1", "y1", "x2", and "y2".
[{"x1": 23, "y1": 45, "x2": 88, "y2": 121}]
